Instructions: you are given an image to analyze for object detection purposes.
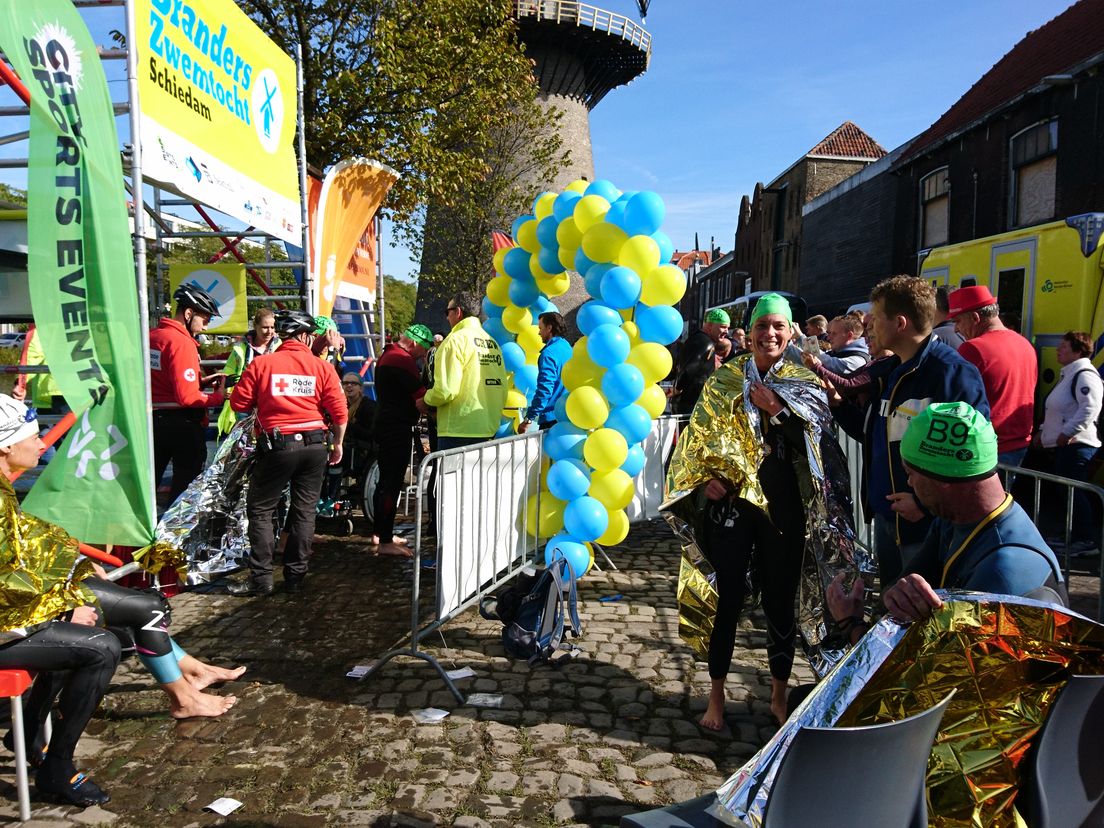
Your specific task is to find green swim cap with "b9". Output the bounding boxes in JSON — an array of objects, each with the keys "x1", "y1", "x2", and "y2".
[{"x1": 900, "y1": 402, "x2": 997, "y2": 481}]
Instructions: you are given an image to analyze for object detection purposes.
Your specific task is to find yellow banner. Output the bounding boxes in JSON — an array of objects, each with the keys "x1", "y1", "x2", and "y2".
[
  {"x1": 168, "y1": 262, "x2": 247, "y2": 333},
  {"x1": 137, "y1": 0, "x2": 301, "y2": 243}
]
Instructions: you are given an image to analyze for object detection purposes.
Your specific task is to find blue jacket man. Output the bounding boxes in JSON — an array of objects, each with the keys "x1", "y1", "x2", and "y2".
[{"x1": 520, "y1": 312, "x2": 572, "y2": 431}]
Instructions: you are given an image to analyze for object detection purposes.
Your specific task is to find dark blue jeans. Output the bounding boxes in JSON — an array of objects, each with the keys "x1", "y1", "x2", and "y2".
[{"x1": 1053, "y1": 443, "x2": 1098, "y2": 542}]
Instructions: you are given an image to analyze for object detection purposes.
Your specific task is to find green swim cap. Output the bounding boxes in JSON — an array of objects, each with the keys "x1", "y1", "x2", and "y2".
[
  {"x1": 313, "y1": 315, "x2": 338, "y2": 335},
  {"x1": 704, "y1": 308, "x2": 730, "y2": 325},
  {"x1": 749, "y1": 293, "x2": 793, "y2": 325},
  {"x1": 404, "y1": 323, "x2": 433, "y2": 348},
  {"x1": 900, "y1": 402, "x2": 997, "y2": 482}
]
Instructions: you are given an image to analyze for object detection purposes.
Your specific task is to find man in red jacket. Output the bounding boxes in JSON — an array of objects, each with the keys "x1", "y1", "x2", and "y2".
[
  {"x1": 149, "y1": 284, "x2": 225, "y2": 506},
  {"x1": 228, "y1": 310, "x2": 348, "y2": 596}
]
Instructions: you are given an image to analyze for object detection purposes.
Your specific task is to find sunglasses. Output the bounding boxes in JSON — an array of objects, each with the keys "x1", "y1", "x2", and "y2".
[{"x1": 445, "y1": 306, "x2": 458, "y2": 315}]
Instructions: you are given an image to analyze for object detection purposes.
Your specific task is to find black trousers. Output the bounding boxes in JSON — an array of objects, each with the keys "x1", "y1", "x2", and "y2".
[
  {"x1": 0, "y1": 624, "x2": 120, "y2": 767},
  {"x1": 700, "y1": 494, "x2": 806, "y2": 683},
  {"x1": 246, "y1": 440, "x2": 328, "y2": 586},
  {"x1": 372, "y1": 427, "x2": 413, "y2": 544},
  {"x1": 84, "y1": 578, "x2": 172, "y2": 658},
  {"x1": 153, "y1": 409, "x2": 207, "y2": 505}
]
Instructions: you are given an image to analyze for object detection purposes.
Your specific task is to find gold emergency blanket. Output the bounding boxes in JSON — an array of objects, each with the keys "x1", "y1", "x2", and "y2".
[
  {"x1": 713, "y1": 593, "x2": 1104, "y2": 828},
  {"x1": 676, "y1": 541, "x2": 718, "y2": 661},
  {"x1": 0, "y1": 476, "x2": 96, "y2": 642},
  {"x1": 665, "y1": 353, "x2": 873, "y2": 674},
  {"x1": 132, "y1": 540, "x2": 188, "y2": 580}
]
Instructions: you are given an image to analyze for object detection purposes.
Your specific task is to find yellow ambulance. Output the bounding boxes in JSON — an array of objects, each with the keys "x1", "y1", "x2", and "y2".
[{"x1": 918, "y1": 213, "x2": 1104, "y2": 392}]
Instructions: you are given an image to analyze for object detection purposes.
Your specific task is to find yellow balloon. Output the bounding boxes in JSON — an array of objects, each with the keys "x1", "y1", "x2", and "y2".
[
  {"x1": 616, "y1": 234, "x2": 661, "y2": 276},
  {"x1": 622, "y1": 320, "x2": 642, "y2": 347},
  {"x1": 517, "y1": 219, "x2": 540, "y2": 254},
  {"x1": 562, "y1": 353, "x2": 603, "y2": 390},
  {"x1": 486, "y1": 275, "x2": 511, "y2": 307},
  {"x1": 505, "y1": 388, "x2": 528, "y2": 410},
  {"x1": 573, "y1": 195, "x2": 610, "y2": 233},
  {"x1": 529, "y1": 257, "x2": 550, "y2": 281},
  {"x1": 566, "y1": 178, "x2": 589, "y2": 195},
  {"x1": 581, "y1": 222, "x2": 628, "y2": 264},
  {"x1": 596, "y1": 508, "x2": 629, "y2": 545},
  {"x1": 493, "y1": 247, "x2": 510, "y2": 275},
  {"x1": 583, "y1": 428, "x2": 629, "y2": 472},
  {"x1": 620, "y1": 307, "x2": 634, "y2": 321},
  {"x1": 536, "y1": 271, "x2": 571, "y2": 297},
  {"x1": 566, "y1": 386, "x2": 609, "y2": 430},
  {"x1": 557, "y1": 247, "x2": 576, "y2": 272},
  {"x1": 517, "y1": 325, "x2": 542, "y2": 353},
  {"x1": 524, "y1": 491, "x2": 566, "y2": 538},
  {"x1": 641, "y1": 263, "x2": 688, "y2": 307},
  {"x1": 589, "y1": 470, "x2": 634, "y2": 511},
  {"x1": 556, "y1": 217, "x2": 582, "y2": 251},
  {"x1": 502, "y1": 304, "x2": 533, "y2": 334},
  {"x1": 626, "y1": 342, "x2": 674, "y2": 385},
  {"x1": 637, "y1": 383, "x2": 667, "y2": 418},
  {"x1": 533, "y1": 192, "x2": 557, "y2": 222}
]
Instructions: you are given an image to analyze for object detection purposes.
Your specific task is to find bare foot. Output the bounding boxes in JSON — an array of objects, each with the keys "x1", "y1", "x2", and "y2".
[
  {"x1": 377, "y1": 542, "x2": 413, "y2": 558},
  {"x1": 392, "y1": 535, "x2": 409, "y2": 546},
  {"x1": 169, "y1": 691, "x2": 238, "y2": 719},
  {"x1": 770, "y1": 698, "x2": 788, "y2": 725},
  {"x1": 699, "y1": 681, "x2": 727, "y2": 732},
  {"x1": 185, "y1": 664, "x2": 247, "y2": 692},
  {"x1": 770, "y1": 679, "x2": 789, "y2": 725}
]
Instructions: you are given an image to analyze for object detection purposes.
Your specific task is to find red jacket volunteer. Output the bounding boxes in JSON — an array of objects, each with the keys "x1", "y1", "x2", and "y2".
[{"x1": 150, "y1": 317, "x2": 224, "y2": 411}]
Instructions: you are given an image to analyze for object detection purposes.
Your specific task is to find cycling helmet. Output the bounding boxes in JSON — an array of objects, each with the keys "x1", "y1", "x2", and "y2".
[
  {"x1": 172, "y1": 283, "x2": 220, "y2": 318},
  {"x1": 313, "y1": 315, "x2": 338, "y2": 335},
  {"x1": 275, "y1": 310, "x2": 316, "y2": 338}
]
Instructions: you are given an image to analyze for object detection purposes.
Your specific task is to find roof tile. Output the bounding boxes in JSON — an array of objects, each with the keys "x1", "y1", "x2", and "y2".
[{"x1": 807, "y1": 121, "x2": 887, "y2": 159}]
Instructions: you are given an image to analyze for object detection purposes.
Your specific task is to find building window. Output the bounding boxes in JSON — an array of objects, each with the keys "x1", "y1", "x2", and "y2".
[
  {"x1": 919, "y1": 167, "x2": 949, "y2": 248},
  {"x1": 1010, "y1": 119, "x2": 1057, "y2": 228}
]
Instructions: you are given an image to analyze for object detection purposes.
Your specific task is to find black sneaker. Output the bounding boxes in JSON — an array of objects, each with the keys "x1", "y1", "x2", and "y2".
[
  {"x1": 227, "y1": 581, "x2": 274, "y2": 597},
  {"x1": 36, "y1": 768, "x2": 110, "y2": 807}
]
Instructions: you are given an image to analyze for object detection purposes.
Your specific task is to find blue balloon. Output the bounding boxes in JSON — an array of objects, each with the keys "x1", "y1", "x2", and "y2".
[
  {"x1": 530, "y1": 295, "x2": 555, "y2": 317},
  {"x1": 606, "y1": 404, "x2": 653, "y2": 444},
  {"x1": 584, "y1": 262, "x2": 614, "y2": 299},
  {"x1": 547, "y1": 458, "x2": 591, "y2": 502},
  {"x1": 574, "y1": 247, "x2": 597, "y2": 276},
  {"x1": 545, "y1": 534, "x2": 590, "y2": 577},
  {"x1": 511, "y1": 214, "x2": 534, "y2": 240},
  {"x1": 553, "y1": 393, "x2": 570, "y2": 424},
  {"x1": 504, "y1": 247, "x2": 534, "y2": 281},
  {"x1": 509, "y1": 278, "x2": 539, "y2": 308},
  {"x1": 600, "y1": 265, "x2": 643, "y2": 309},
  {"x1": 494, "y1": 416, "x2": 515, "y2": 439},
  {"x1": 624, "y1": 191, "x2": 665, "y2": 236},
  {"x1": 616, "y1": 190, "x2": 638, "y2": 204},
  {"x1": 604, "y1": 201, "x2": 628, "y2": 231},
  {"x1": 482, "y1": 297, "x2": 504, "y2": 319},
  {"x1": 483, "y1": 317, "x2": 511, "y2": 344},
  {"x1": 552, "y1": 191, "x2": 582, "y2": 223},
  {"x1": 621, "y1": 443, "x2": 646, "y2": 477},
  {"x1": 577, "y1": 300, "x2": 622, "y2": 336},
  {"x1": 563, "y1": 496, "x2": 608, "y2": 542},
  {"x1": 587, "y1": 323, "x2": 631, "y2": 368},
  {"x1": 501, "y1": 341, "x2": 526, "y2": 374},
  {"x1": 602, "y1": 363, "x2": 645, "y2": 408},
  {"x1": 635, "y1": 303, "x2": 683, "y2": 345},
  {"x1": 514, "y1": 363, "x2": 539, "y2": 395},
  {"x1": 651, "y1": 230, "x2": 674, "y2": 264},
  {"x1": 544, "y1": 421, "x2": 587, "y2": 461},
  {"x1": 538, "y1": 246, "x2": 566, "y2": 275},
  {"x1": 536, "y1": 216, "x2": 560, "y2": 249},
  {"x1": 584, "y1": 179, "x2": 620, "y2": 202}
]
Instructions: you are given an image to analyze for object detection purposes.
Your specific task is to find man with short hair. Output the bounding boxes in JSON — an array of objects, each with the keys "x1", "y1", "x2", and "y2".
[
  {"x1": 828, "y1": 403, "x2": 1064, "y2": 640},
  {"x1": 931, "y1": 285, "x2": 965, "y2": 351},
  {"x1": 520, "y1": 312, "x2": 571, "y2": 432},
  {"x1": 421, "y1": 294, "x2": 508, "y2": 449},
  {"x1": 805, "y1": 314, "x2": 829, "y2": 340},
  {"x1": 673, "y1": 309, "x2": 729, "y2": 415},
  {"x1": 948, "y1": 285, "x2": 1037, "y2": 467},
  {"x1": 228, "y1": 310, "x2": 348, "y2": 596},
  {"x1": 731, "y1": 327, "x2": 748, "y2": 355},
  {"x1": 808, "y1": 314, "x2": 869, "y2": 375},
  {"x1": 372, "y1": 325, "x2": 432, "y2": 557},
  {"x1": 834, "y1": 276, "x2": 989, "y2": 590}
]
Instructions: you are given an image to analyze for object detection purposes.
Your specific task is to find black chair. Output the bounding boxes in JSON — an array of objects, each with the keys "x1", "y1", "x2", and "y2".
[
  {"x1": 619, "y1": 793, "x2": 723, "y2": 828},
  {"x1": 1025, "y1": 674, "x2": 1104, "y2": 828},
  {"x1": 760, "y1": 691, "x2": 955, "y2": 828}
]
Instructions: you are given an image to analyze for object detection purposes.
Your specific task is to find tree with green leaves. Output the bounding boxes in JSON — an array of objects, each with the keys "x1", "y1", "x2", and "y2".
[{"x1": 380, "y1": 275, "x2": 416, "y2": 335}]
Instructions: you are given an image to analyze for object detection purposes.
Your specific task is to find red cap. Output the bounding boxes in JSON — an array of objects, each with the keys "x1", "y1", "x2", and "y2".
[{"x1": 947, "y1": 285, "x2": 997, "y2": 318}]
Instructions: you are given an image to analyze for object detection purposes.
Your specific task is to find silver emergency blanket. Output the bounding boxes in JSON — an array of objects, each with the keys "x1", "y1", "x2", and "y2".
[
  {"x1": 710, "y1": 591, "x2": 1104, "y2": 828},
  {"x1": 153, "y1": 414, "x2": 255, "y2": 584}
]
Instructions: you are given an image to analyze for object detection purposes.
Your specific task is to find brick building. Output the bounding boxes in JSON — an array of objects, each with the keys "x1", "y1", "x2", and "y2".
[
  {"x1": 733, "y1": 122, "x2": 887, "y2": 295},
  {"x1": 890, "y1": 0, "x2": 1104, "y2": 274}
]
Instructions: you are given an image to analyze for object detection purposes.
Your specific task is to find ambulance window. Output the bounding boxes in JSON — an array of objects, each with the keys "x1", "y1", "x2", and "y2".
[{"x1": 996, "y1": 269, "x2": 1025, "y2": 322}]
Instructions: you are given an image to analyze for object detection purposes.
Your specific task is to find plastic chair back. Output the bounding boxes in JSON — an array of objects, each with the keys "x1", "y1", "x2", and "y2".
[
  {"x1": 1027, "y1": 675, "x2": 1104, "y2": 828},
  {"x1": 762, "y1": 691, "x2": 954, "y2": 828}
]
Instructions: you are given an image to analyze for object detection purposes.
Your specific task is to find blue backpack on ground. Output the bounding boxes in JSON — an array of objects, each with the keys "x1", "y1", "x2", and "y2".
[{"x1": 493, "y1": 556, "x2": 583, "y2": 665}]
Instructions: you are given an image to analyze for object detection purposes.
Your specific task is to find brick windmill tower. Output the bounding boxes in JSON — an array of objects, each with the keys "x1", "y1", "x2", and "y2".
[{"x1": 415, "y1": 1, "x2": 652, "y2": 325}]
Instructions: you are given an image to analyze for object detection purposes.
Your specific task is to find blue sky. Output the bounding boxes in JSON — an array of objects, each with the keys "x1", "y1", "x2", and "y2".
[{"x1": 384, "y1": 0, "x2": 1077, "y2": 281}]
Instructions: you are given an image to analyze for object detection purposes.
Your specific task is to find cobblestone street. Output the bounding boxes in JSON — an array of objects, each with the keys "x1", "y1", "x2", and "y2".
[{"x1": 0, "y1": 519, "x2": 1098, "y2": 827}]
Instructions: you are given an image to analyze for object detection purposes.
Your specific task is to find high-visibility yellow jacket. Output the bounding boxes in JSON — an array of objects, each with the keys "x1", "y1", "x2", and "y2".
[{"x1": 423, "y1": 316, "x2": 508, "y2": 438}]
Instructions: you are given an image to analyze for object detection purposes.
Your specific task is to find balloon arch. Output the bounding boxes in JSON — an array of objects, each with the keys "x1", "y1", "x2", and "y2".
[{"x1": 481, "y1": 178, "x2": 687, "y2": 579}]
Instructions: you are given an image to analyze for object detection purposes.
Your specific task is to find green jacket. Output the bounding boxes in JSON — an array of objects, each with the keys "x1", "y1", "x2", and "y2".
[{"x1": 423, "y1": 316, "x2": 508, "y2": 438}]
